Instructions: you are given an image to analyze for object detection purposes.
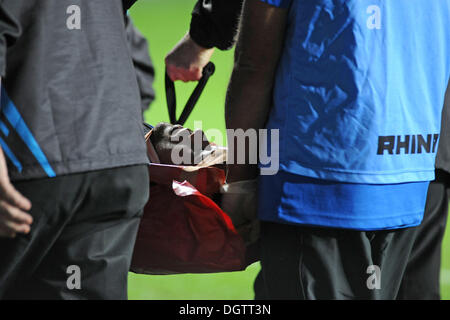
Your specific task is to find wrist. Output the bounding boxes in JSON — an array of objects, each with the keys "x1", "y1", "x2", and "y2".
[
  {"x1": 184, "y1": 33, "x2": 214, "y2": 57},
  {"x1": 226, "y1": 164, "x2": 259, "y2": 183},
  {"x1": 188, "y1": 28, "x2": 215, "y2": 51}
]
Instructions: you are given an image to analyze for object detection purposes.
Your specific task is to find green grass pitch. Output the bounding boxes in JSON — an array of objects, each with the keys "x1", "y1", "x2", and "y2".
[{"x1": 127, "y1": 0, "x2": 450, "y2": 300}]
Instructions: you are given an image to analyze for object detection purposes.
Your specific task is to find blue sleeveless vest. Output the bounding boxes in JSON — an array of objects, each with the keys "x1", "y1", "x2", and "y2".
[{"x1": 265, "y1": 0, "x2": 450, "y2": 184}]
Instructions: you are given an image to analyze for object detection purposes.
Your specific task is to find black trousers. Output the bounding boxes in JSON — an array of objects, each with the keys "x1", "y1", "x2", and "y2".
[
  {"x1": 0, "y1": 165, "x2": 149, "y2": 300},
  {"x1": 256, "y1": 221, "x2": 418, "y2": 299},
  {"x1": 255, "y1": 170, "x2": 449, "y2": 299},
  {"x1": 397, "y1": 169, "x2": 450, "y2": 300}
]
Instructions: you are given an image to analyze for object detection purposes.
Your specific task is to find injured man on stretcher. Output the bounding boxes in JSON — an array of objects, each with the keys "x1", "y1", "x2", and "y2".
[
  {"x1": 143, "y1": 122, "x2": 259, "y2": 251},
  {"x1": 144, "y1": 122, "x2": 223, "y2": 166}
]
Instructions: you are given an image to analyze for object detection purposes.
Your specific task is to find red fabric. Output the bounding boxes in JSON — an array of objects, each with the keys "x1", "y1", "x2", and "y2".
[{"x1": 131, "y1": 164, "x2": 246, "y2": 274}]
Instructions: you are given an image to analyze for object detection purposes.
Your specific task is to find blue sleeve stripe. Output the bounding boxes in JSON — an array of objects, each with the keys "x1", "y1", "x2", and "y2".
[
  {"x1": 1, "y1": 86, "x2": 56, "y2": 177},
  {"x1": 0, "y1": 120, "x2": 9, "y2": 136},
  {"x1": 259, "y1": 0, "x2": 291, "y2": 8},
  {"x1": 0, "y1": 137, "x2": 22, "y2": 173}
]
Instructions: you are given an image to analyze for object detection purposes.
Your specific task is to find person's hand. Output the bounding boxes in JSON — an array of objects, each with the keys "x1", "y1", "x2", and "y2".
[
  {"x1": 0, "y1": 147, "x2": 32, "y2": 238},
  {"x1": 220, "y1": 179, "x2": 259, "y2": 246},
  {"x1": 165, "y1": 32, "x2": 215, "y2": 82}
]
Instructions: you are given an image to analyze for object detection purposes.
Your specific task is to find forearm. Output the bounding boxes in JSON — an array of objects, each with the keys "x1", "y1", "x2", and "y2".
[
  {"x1": 225, "y1": 0, "x2": 288, "y2": 181},
  {"x1": 226, "y1": 64, "x2": 275, "y2": 130},
  {"x1": 225, "y1": 64, "x2": 275, "y2": 181},
  {"x1": 190, "y1": 0, "x2": 244, "y2": 50}
]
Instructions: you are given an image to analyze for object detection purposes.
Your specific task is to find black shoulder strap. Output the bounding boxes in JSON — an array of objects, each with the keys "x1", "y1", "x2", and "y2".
[{"x1": 165, "y1": 62, "x2": 215, "y2": 126}]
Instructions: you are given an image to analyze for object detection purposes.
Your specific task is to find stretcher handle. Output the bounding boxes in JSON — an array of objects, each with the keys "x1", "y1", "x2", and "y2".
[{"x1": 165, "y1": 62, "x2": 216, "y2": 126}]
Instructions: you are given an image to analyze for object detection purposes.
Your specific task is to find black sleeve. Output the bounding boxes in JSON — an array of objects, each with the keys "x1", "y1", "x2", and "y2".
[
  {"x1": 125, "y1": 16, "x2": 156, "y2": 112},
  {"x1": 0, "y1": 1, "x2": 22, "y2": 77},
  {"x1": 122, "y1": 0, "x2": 137, "y2": 12},
  {"x1": 189, "y1": 0, "x2": 244, "y2": 51}
]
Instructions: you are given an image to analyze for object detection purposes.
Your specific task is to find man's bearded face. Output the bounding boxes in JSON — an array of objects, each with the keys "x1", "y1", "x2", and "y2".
[{"x1": 150, "y1": 123, "x2": 212, "y2": 165}]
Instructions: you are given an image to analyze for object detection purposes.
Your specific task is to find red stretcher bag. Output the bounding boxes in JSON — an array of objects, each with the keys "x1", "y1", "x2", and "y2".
[
  {"x1": 130, "y1": 63, "x2": 247, "y2": 274},
  {"x1": 130, "y1": 163, "x2": 246, "y2": 275}
]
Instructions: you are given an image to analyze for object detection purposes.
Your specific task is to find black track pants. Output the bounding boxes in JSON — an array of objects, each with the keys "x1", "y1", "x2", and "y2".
[
  {"x1": 0, "y1": 165, "x2": 149, "y2": 300},
  {"x1": 256, "y1": 220, "x2": 418, "y2": 299},
  {"x1": 397, "y1": 169, "x2": 450, "y2": 300}
]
